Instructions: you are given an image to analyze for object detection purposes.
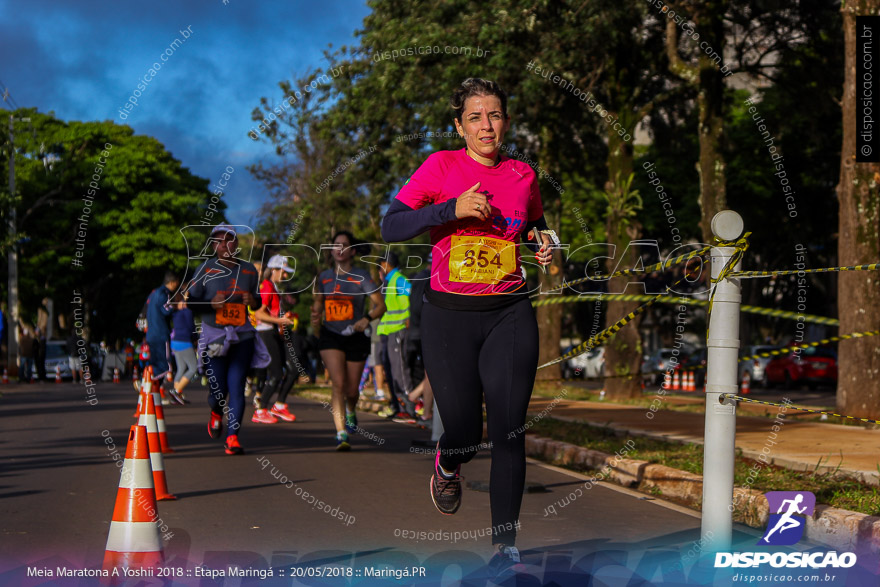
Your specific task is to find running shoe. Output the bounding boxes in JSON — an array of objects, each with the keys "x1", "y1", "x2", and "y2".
[
  {"x1": 392, "y1": 412, "x2": 417, "y2": 424},
  {"x1": 430, "y1": 443, "x2": 462, "y2": 515},
  {"x1": 487, "y1": 545, "x2": 525, "y2": 580},
  {"x1": 336, "y1": 433, "x2": 351, "y2": 452},
  {"x1": 252, "y1": 392, "x2": 262, "y2": 409},
  {"x1": 244, "y1": 379, "x2": 252, "y2": 397},
  {"x1": 344, "y1": 411, "x2": 358, "y2": 433},
  {"x1": 207, "y1": 411, "x2": 223, "y2": 439},
  {"x1": 270, "y1": 403, "x2": 297, "y2": 422},
  {"x1": 167, "y1": 387, "x2": 186, "y2": 405},
  {"x1": 415, "y1": 399, "x2": 425, "y2": 417},
  {"x1": 417, "y1": 416, "x2": 433, "y2": 429},
  {"x1": 201, "y1": 375, "x2": 208, "y2": 386},
  {"x1": 374, "y1": 390, "x2": 388, "y2": 401},
  {"x1": 377, "y1": 406, "x2": 395, "y2": 418},
  {"x1": 224, "y1": 434, "x2": 244, "y2": 455},
  {"x1": 252, "y1": 409, "x2": 278, "y2": 424}
]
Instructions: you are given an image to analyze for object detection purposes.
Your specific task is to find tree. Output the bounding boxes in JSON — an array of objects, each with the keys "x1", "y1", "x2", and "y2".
[
  {"x1": 836, "y1": 0, "x2": 880, "y2": 419},
  {"x1": 0, "y1": 108, "x2": 219, "y2": 343}
]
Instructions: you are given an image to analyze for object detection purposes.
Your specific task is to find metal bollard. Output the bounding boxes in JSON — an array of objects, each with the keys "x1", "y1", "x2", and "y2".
[{"x1": 701, "y1": 210, "x2": 744, "y2": 551}]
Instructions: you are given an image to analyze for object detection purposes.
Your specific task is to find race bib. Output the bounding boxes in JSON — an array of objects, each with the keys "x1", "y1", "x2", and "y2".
[
  {"x1": 216, "y1": 303, "x2": 246, "y2": 326},
  {"x1": 449, "y1": 235, "x2": 516, "y2": 284},
  {"x1": 325, "y1": 298, "x2": 354, "y2": 322}
]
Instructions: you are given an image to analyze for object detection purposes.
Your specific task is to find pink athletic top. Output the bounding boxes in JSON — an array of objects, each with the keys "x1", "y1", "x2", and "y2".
[{"x1": 395, "y1": 149, "x2": 544, "y2": 296}]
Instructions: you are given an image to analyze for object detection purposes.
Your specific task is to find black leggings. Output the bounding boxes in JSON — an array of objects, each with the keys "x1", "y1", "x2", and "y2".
[
  {"x1": 258, "y1": 329, "x2": 297, "y2": 409},
  {"x1": 421, "y1": 297, "x2": 538, "y2": 546}
]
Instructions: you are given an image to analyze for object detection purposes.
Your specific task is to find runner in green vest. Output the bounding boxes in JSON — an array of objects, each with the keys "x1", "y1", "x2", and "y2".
[{"x1": 377, "y1": 252, "x2": 417, "y2": 421}]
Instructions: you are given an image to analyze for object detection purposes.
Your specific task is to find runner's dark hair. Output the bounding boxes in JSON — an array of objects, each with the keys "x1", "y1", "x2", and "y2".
[{"x1": 451, "y1": 78, "x2": 508, "y2": 122}]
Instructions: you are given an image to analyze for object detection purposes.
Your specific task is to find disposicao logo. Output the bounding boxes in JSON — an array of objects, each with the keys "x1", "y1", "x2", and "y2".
[
  {"x1": 760, "y1": 491, "x2": 815, "y2": 545},
  {"x1": 714, "y1": 491, "x2": 857, "y2": 569}
]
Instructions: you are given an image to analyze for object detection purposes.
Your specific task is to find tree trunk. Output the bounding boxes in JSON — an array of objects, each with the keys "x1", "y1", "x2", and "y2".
[
  {"x1": 603, "y1": 122, "x2": 643, "y2": 400},
  {"x1": 836, "y1": 3, "x2": 880, "y2": 419},
  {"x1": 536, "y1": 132, "x2": 563, "y2": 380},
  {"x1": 666, "y1": 8, "x2": 728, "y2": 243}
]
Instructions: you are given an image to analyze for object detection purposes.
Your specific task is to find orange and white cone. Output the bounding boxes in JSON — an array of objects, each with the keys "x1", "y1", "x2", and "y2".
[
  {"x1": 137, "y1": 394, "x2": 176, "y2": 500},
  {"x1": 132, "y1": 366, "x2": 139, "y2": 383},
  {"x1": 151, "y1": 389, "x2": 174, "y2": 454},
  {"x1": 113, "y1": 368, "x2": 120, "y2": 383},
  {"x1": 741, "y1": 371, "x2": 751, "y2": 395},
  {"x1": 672, "y1": 370, "x2": 681, "y2": 391},
  {"x1": 102, "y1": 425, "x2": 164, "y2": 573},
  {"x1": 134, "y1": 366, "x2": 153, "y2": 418},
  {"x1": 661, "y1": 371, "x2": 672, "y2": 390},
  {"x1": 2, "y1": 369, "x2": 7, "y2": 384},
  {"x1": 687, "y1": 371, "x2": 695, "y2": 392},
  {"x1": 55, "y1": 365, "x2": 62, "y2": 384}
]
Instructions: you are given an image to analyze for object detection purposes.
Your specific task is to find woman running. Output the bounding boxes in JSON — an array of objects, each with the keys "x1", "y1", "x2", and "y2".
[
  {"x1": 170, "y1": 294, "x2": 197, "y2": 403},
  {"x1": 381, "y1": 78, "x2": 553, "y2": 569},
  {"x1": 186, "y1": 224, "x2": 267, "y2": 455},
  {"x1": 252, "y1": 255, "x2": 297, "y2": 424},
  {"x1": 311, "y1": 231, "x2": 385, "y2": 450}
]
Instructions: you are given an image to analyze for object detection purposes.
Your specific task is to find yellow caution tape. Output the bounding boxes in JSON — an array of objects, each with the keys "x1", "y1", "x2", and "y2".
[
  {"x1": 534, "y1": 244, "x2": 712, "y2": 297},
  {"x1": 730, "y1": 263, "x2": 880, "y2": 278},
  {"x1": 721, "y1": 394, "x2": 880, "y2": 425},
  {"x1": 531, "y1": 293, "x2": 839, "y2": 326}
]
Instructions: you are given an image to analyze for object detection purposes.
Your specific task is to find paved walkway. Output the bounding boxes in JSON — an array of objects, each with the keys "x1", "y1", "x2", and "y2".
[{"x1": 528, "y1": 391, "x2": 880, "y2": 485}]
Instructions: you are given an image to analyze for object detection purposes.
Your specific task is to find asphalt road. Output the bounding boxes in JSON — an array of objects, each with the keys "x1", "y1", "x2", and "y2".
[{"x1": 0, "y1": 381, "x2": 872, "y2": 586}]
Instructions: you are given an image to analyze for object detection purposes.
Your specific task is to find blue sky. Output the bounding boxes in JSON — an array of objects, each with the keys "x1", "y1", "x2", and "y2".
[{"x1": 0, "y1": 0, "x2": 371, "y2": 223}]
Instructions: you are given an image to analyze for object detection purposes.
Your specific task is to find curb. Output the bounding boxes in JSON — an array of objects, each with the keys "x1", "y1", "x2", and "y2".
[
  {"x1": 306, "y1": 389, "x2": 880, "y2": 555},
  {"x1": 523, "y1": 433, "x2": 880, "y2": 556}
]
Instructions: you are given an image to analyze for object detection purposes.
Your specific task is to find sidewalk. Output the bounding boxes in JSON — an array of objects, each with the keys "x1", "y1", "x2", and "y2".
[{"x1": 529, "y1": 393, "x2": 880, "y2": 486}]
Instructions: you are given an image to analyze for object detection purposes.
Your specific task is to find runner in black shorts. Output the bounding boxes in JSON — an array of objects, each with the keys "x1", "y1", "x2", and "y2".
[
  {"x1": 311, "y1": 231, "x2": 385, "y2": 450},
  {"x1": 381, "y1": 78, "x2": 554, "y2": 573}
]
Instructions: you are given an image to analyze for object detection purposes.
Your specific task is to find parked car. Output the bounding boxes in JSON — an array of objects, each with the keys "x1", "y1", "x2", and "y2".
[
  {"x1": 641, "y1": 348, "x2": 678, "y2": 385},
  {"x1": 562, "y1": 347, "x2": 605, "y2": 379},
  {"x1": 562, "y1": 346, "x2": 605, "y2": 379},
  {"x1": 738, "y1": 345, "x2": 780, "y2": 383},
  {"x1": 763, "y1": 345, "x2": 837, "y2": 389},
  {"x1": 34, "y1": 341, "x2": 72, "y2": 380}
]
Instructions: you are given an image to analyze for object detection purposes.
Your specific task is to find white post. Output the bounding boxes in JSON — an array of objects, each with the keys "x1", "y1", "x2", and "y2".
[{"x1": 701, "y1": 210, "x2": 744, "y2": 551}]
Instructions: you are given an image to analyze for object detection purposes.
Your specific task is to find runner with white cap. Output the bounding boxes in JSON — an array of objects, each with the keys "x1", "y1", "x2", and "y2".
[{"x1": 252, "y1": 254, "x2": 297, "y2": 423}]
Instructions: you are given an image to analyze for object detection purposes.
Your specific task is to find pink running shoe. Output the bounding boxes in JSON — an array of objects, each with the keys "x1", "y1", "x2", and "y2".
[
  {"x1": 252, "y1": 409, "x2": 278, "y2": 424},
  {"x1": 270, "y1": 403, "x2": 297, "y2": 422}
]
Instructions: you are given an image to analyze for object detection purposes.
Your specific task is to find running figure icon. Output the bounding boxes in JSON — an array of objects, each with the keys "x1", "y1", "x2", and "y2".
[{"x1": 760, "y1": 492, "x2": 814, "y2": 545}]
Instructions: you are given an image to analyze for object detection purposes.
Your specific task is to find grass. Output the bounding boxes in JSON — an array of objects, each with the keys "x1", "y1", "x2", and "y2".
[
  {"x1": 295, "y1": 383, "x2": 880, "y2": 516},
  {"x1": 526, "y1": 416, "x2": 880, "y2": 517}
]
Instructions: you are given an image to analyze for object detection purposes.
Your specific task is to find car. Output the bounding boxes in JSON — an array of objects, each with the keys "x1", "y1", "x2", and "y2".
[
  {"x1": 562, "y1": 347, "x2": 605, "y2": 379},
  {"x1": 34, "y1": 341, "x2": 72, "y2": 380},
  {"x1": 561, "y1": 345, "x2": 590, "y2": 379},
  {"x1": 738, "y1": 345, "x2": 780, "y2": 384},
  {"x1": 642, "y1": 348, "x2": 678, "y2": 385},
  {"x1": 762, "y1": 345, "x2": 837, "y2": 389}
]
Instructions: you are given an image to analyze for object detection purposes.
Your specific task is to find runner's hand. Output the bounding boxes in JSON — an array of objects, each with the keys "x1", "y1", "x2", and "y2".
[
  {"x1": 353, "y1": 317, "x2": 370, "y2": 333},
  {"x1": 455, "y1": 182, "x2": 490, "y2": 221},
  {"x1": 210, "y1": 292, "x2": 226, "y2": 311},
  {"x1": 537, "y1": 233, "x2": 552, "y2": 266},
  {"x1": 241, "y1": 292, "x2": 256, "y2": 309}
]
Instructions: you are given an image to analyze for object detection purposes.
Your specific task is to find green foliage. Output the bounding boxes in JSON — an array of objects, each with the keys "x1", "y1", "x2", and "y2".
[{"x1": 0, "y1": 108, "x2": 219, "y2": 341}]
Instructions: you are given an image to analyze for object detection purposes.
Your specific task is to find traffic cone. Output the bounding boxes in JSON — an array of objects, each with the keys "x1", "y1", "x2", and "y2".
[
  {"x1": 134, "y1": 366, "x2": 152, "y2": 418},
  {"x1": 2, "y1": 369, "x2": 7, "y2": 384},
  {"x1": 684, "y1": 371, "x2": 694, "y2": 392},
  {"x1": 672, "y1": 370, "x2": 681, "y2": 391},
  {"x1": 55, "y1": 365, "x2": 62, "y2": 384},
  {"x1": 113, "y1": 368, "x2": 120, "y2": 383},
  {"x1": 741, "y1": 371, "x2": 751, "y2": 395},
  {"x1": 132, "y1": 366, "x2": 139, "y2": 383},
  {"x1": 151, "y1": 388, "x2": 174, "y2": 454},
  {"x1": 662, "y1": 371, "x2": 672, "y2": 390},
  {"x1": 102, "y1": 425, "x2": 164, "y2": 573},
  {"x1": 137, "y1": 394, "x2": 176, "y2": 500}
]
